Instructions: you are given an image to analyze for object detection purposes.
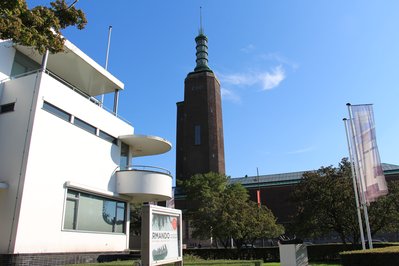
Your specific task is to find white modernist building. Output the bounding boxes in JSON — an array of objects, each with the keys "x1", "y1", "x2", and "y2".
[{"x1": 0, "y1": 39, "x2": 172, "y2": 256}]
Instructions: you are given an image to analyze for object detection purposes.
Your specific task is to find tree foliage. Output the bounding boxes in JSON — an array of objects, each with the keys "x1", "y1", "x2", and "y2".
[
  {"x1": 290, "y1": 158, "x2": 399, "y2": 244},
  {"x1": 130, "y1": 203, "x2": 143, "y2": 236},
  {"x1": 0, "y1": 0, "x2": 87, "y2": 54},
  {"x1": 182, "y1": 172, "x2": 283, "y2": 248},
  {"x1": 368, "y1": 180, "x2": 399, "y2": 235}
]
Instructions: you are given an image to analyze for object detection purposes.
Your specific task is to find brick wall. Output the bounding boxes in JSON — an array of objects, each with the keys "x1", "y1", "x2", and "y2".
[{"x1": 0, "y1": 251, "x2": 138, "y2": 266}]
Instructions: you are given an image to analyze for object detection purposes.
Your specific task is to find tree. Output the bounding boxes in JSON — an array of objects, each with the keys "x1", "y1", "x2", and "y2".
[
  {"x1": 0, "y1": 0, "x2": 87, "y2": 54},
  {"x1": 368, "y1": 180, "x2": 399, "y2": 235},
  {"x1": 182, "y1": 172, "x2": 283, "y2": 248},
  {"x1": 290, "y1": 158, "x2": 359, "y2": 244},
  {"x1": 130, "y1": 203, "x2": 143, "y2": 236},
  {"x1": 290, "y1": 158, "x2": 399, "y2": 244}
]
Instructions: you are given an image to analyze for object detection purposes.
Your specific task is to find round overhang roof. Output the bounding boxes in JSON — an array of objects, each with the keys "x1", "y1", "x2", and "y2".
[{"x1": 119, "y1": 134, "x2": 171, "y2": 157}]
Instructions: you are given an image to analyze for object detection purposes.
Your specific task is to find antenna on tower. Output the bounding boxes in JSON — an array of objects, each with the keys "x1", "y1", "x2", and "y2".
[{"x1": 199, "y1": 6, "x2": 204, "y2": 35}]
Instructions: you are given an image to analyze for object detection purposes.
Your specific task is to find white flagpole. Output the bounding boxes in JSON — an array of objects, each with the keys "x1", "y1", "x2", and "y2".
[
  {"x1": 347, "y1": 103, "x2": 373, "y2": 249},
  {"x1": 100, "y1": 26, "x2": 113, "y2": 107},
  {"x1": 343, "y1": 118, "x2": 366, "y2": 249}
]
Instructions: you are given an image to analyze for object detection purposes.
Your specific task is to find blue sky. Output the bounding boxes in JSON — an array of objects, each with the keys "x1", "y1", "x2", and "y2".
[{"x1": 30, "y1": 1, "x2": 399, "y2": 180}]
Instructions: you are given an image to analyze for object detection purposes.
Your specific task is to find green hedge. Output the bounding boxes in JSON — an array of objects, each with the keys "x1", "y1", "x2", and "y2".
[
  {"x1": 340, "y1": 246, "x2": 399, "y2": 266},
  {"x1": 184, "y1": 243, "x2": 399, "y2": 262},
  {"x1": 184, "y1": 247, "x2": 278, "y2": 262},
  {"x1": 183, "y1": 260, "x2": 262, "y2": 266}
]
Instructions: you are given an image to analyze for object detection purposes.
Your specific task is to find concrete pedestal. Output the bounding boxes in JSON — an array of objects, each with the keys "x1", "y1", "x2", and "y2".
[{"x1": 278, "y1": 243, "x2": 308, "y2": 266}]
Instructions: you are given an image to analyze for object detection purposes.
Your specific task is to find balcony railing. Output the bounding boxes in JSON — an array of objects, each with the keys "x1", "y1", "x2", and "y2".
[
  {"x1": 116, "y1": 165, "x2": 172, "y2": 202},
  {"x1": 120, "y1": 165, "x2": 171, "y2": 175}
]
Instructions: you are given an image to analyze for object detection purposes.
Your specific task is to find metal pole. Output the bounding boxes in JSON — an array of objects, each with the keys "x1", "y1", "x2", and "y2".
[
  {"x1": 343, "y1": 118, "x2": 366, "y2": 249},
  {"x1": 257, "y1": 167, "x2": 261, "y2": 208},
  {"x1": 41, "y1": 50, "x2": 49, "y2": 72},
  {"x1": 347, "y1": 103, "x2": 373, "y2": 249},
  {"x1": 105, "y1": 26, "x2": 112, "y2": 70},
  {"x1": 256, "y1": 167, "x2": 265, "y2": 247},
  {"x1": 113, "y1": 89, "x2": 119, "y2": 115},
  {"x1": 101, "y1": 26, "x2": 112, "y2": 107}
]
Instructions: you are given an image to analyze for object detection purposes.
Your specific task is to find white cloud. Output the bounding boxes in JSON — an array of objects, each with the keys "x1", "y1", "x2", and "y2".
[
  {"x1": 259, "y1": 52, "x2": 299, "y2": 70},
  {"x1": 219, "y1": 73, "x2": 255, "y2": 86},
  {"x1": 221, "y1": 87, "x2": 241, "y2": 104},
  {"x1": 241, "y1": 44, "x2": 256, "y2": 53},
  {"x1": 257, "y1": 65, "x2": 285, "y2": 90},
  {"x1": 218, "y1": 65, "x2": 286, "y2": 91},
  {"x1": 286, "y1": 146, "x2": 315, "y2": 155}
]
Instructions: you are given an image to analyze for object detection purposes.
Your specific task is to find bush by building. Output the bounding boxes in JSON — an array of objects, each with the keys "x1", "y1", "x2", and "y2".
[{"x1": 340, "y1": 246, "x2": 399, "y2": 266}]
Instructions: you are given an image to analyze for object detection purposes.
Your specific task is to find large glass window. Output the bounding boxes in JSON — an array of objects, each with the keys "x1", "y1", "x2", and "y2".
[
  {"x1": 119, "y1": 142, "x2": 129, "y2": 170},
  {"x1": 64, "y1": 189, "x2": 126, "y2": 233},
  {"x1": 11, "y1": 50, "x2": 40, "y2": 76}
]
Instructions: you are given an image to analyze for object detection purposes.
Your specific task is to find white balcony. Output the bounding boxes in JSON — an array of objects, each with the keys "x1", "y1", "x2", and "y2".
[{"x1": 116, "y1": 166, "x2": 172, "y2": 202}]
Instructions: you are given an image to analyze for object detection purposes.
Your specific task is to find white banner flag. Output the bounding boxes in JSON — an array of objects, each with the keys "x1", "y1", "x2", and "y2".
[{"x1": 349, "y1": 104, "x2": 388, "y2": 203}]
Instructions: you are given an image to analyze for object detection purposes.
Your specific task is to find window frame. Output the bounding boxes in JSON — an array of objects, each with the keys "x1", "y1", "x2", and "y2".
[
  {"x1": 63, "y1": 189, "x2": 127, "y2": 234},
  {"x1": 99, "y1": 130, "x2": 118, "y2": 145},
  {"x1": 0, "y1": 102, "x2": 15, "y2": 114},
  {"x1": 73, "y1": 117, "x2": 97, "y2": 135},
  {"x1": 11, "y1": 50, "x2": 41, "y2": 77},
  {"x1": 194, "y1": 125, "x2": 201, "y2": 145},
  {"x1": 42, "y1": 101, "x2": 71, "y2": 122}
]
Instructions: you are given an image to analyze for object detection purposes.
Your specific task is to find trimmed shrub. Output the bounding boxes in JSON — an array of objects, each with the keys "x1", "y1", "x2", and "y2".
[
  {"x1": 340, "y1": 246, "x2": 399, "y2": 266},
  {"x1": 183, "y1": 247, "x2": 279, "y2": 262},
  {"x1": 184, "y1": 243, "x2": 399, "y2": 263},
  {"x1": 183, "y1": 260, "x2": 262, "y2": 266}
]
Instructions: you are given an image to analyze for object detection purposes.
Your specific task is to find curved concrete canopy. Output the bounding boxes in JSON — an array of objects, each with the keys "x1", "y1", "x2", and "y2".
[{"x1": 119, "y1": 134, "x2": 172, "y2": 157}]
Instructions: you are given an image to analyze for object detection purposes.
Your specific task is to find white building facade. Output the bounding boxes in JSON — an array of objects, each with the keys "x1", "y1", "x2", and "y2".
[{"x1": 0, "y1": 39, "x2": 172, "y2": 261}]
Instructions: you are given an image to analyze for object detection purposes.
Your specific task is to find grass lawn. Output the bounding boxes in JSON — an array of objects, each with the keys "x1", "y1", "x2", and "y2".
[{"x1": 70, "y1": 260, "x2": 342, "y2": 266}]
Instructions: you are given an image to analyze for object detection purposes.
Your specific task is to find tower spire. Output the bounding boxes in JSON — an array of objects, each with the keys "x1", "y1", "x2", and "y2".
[
  {"x1": 194, "y1": 7, "x2": 212, "y2": 72},
  {"x1": 199, "y1": 6, "x2": 203, "y2": 35}
]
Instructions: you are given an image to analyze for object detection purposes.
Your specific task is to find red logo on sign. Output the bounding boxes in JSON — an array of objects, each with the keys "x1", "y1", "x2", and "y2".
[{"x1": 171, "y1": 218, "x2": 177, "y2": 230}]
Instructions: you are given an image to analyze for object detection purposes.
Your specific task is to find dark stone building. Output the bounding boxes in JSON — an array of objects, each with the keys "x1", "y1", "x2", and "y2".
[
  {"x1": 174, "y1": 27, "x2": 225, "y2": 245},
  {"x1": 175, "y1": 27, "x2": 225, "y2": 184},
  {"x1": 173, "y1": 26, "x2": 399, "y2": 246},
  {"x1": 175, "y1": 163, "x2": 399, "y2": 246},
  {"x1": 231, "y1": 163, "x2": 399, "y2": 227}
]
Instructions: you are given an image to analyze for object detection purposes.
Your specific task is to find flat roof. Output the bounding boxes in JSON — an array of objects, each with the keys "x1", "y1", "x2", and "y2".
[
  {"x1": 231, "y1": 163, "x2": 399, "y2": 188},
  {"x1": 15, "y1": 40, "x2": 124, "y2": 96}
]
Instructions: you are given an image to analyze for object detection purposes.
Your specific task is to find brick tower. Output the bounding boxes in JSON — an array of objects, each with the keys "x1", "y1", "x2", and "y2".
[{"x1": 176, "y1": 27, "x2": 225, "y2": 184}]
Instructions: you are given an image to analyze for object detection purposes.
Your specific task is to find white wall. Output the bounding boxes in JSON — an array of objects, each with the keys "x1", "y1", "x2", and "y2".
[
  {"x1": 2, "y1": 71, "x2": 134, "y2": 253},
  {"x1": 13, "y1": 73, "x2": 134, "y2": 253},
  {"x1": 0, "y1": 74, "x2": 39, "y2": 253}
]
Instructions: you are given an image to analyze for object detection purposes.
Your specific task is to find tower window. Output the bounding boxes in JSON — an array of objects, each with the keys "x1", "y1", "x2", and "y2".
[{"x1": 194, "y1": 125, "x2": 201, "y2": 145}]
